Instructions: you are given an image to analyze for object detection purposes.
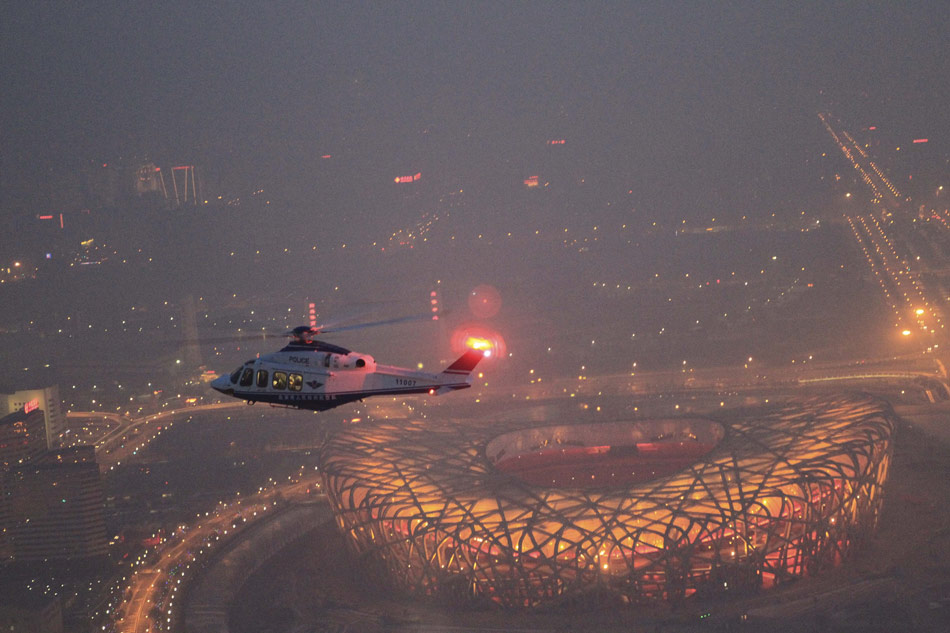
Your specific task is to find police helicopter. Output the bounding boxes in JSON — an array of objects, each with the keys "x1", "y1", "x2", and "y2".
[{"x1": 210, "y1": 318, "x2": 486, "y2": 412}]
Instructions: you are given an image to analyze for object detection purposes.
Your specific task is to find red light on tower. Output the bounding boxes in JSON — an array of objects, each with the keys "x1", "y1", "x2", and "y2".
[
  {"x1": 308, "y1": 302, "x2": 317, "y2": 328},
  {"x1": 430, "y1": 290, "x2": 440, "y2": 320}
]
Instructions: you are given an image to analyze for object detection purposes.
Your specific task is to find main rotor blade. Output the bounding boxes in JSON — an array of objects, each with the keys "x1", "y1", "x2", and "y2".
[
  {"x1": 180, "y1": 330, "x2": 280, "y2": 346},
  {"x1": 318, "y1": 313, "x2": 436, "y2": 334}
]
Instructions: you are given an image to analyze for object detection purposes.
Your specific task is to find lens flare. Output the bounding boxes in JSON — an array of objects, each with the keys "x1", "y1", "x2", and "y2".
[
  {"x1": 468, "y1": 284, "x2": 502, "y2": 318},
  {"x1": 465, "y1": 337, "x2": 493, "y2": 357},
  {"x1": 452, "y1": 325, "x2": 506, "y2": 360}
]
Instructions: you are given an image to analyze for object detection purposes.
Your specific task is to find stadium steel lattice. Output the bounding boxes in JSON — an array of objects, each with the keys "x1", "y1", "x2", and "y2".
[{"x1": 320, "y1": 394, "x2": 895, "y2": 607}]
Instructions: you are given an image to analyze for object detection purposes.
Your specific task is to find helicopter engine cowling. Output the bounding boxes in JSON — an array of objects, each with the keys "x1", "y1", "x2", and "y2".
[{"x1": 340, "y1": 353, "x2": 375, "y2": 370}]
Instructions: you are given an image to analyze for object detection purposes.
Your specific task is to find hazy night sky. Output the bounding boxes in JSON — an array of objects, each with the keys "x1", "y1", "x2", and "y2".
[{"x1": 2, "y1": 2, "x2": 947, "y2": 224}]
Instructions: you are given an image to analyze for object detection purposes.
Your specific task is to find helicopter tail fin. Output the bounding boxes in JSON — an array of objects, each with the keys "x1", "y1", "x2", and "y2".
[
  {"x1": 441, "y1": 349, "x2": 485, "y2": 376},
  {"x1": 431, "y1": 349, "x2": 484, "y2": 395}
]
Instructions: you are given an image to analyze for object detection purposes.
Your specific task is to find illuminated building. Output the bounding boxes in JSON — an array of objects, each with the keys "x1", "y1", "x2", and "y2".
[
  {"x1": 1, "y1": 385, "x2": 66, "y2": 449},
  {"x1": 0, "y1": 409, "x2": 47, "y2": 472},
  {"x1": 322, "y1": 394, "x2": 894, "y2": 607},
  {"x1": 0, "y1": 409, "x2": 48, "y2": 559},
  {"x1": 3, "y1": 447, "x2": 107, "y2": 563},
  {"x1": 135, "y1": 162, "x2": 167, "y2": 197},
  {"x1": 394, "y1": 172, "x2": 422, "y2": 184}
]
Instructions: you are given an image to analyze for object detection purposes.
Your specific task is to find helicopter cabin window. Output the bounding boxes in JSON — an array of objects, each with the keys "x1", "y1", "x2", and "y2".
[
  {"x1": 229, "y1": 368, "x2": 241, "y2": 384},
  {"x1": 239, "y1": 368, "x2": 254, "y2": 387},
  {"x1": 272, "y1": 371, "x2": 288, "y2": 390},
  {"x1": 289, "y1": 373, "x2": 303, "y2": 391},
  {"x1": 256, "y1": 370, "x2": 269, "y2": 388},
  {"x1": 323, "y1": 354, "x2": 331, "y2": 368}
]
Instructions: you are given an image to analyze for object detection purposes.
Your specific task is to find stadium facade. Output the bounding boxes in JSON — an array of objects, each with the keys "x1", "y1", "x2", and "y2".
[{"x1": 321, "y1": 394, "x2": 894, "y2": 607}]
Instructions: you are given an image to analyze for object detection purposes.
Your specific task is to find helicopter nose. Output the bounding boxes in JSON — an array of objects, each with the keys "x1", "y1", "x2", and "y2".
[{"x1": 211, "y1": 374, "x2": 233, "y2": 395}]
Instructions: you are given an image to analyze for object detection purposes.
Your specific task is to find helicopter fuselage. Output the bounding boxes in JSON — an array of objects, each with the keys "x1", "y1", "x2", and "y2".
[{"x1": 210, "y1": 339, "x2": 483, "y2": 412}]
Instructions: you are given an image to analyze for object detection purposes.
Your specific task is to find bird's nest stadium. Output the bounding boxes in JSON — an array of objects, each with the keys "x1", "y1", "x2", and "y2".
[{"x1": 320, "y1": 394, "x2": 895, "y2": 608}]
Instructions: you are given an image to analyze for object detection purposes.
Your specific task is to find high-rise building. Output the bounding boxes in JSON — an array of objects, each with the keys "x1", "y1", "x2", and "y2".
[
  {"x1": 0, "y1": 408, "x2": 49, "y2": 561},
  {"x1": 0, "y1": 408, "x2": 48, "y2": 471},
  {"x1": 3, "y1": 447, "x2": 107, "y2": 563},
  {"x1": 1, "y1": 385, "x2": 66, "y2": 449}
]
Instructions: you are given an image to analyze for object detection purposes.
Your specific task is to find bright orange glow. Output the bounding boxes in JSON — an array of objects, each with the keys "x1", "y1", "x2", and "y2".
[
  {"x1": 901, "y1": 330, "x2": 912, "y2": 336},
  {"x1": 466, "y1": 337, "x2": 493, "y2": 357},
  {"x1": 915, "y1": 308, "x2": 925, "y2": 316},
  {"x1": 322, "y1": 394, "x2": 894, "y2": 607},
  {"x1": 452, "y1": 325, "x2": 506, "y2": 360}
]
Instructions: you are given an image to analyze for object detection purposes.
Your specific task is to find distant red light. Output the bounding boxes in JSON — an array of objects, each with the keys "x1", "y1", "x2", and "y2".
[{"x1": 912, "y1": 138, "x2": 928, "y2": 144}]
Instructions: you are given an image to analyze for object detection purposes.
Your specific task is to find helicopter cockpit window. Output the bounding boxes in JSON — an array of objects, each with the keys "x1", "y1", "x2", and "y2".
[
  {"x1": 256, "y1": 370, "x2": 269, "y2": 388},
  {"x1": 229, "y1": 368, "x2": 241, "y2": 384},
  {"x1": 272, "y1": 371, "x2": 288, "y2": 390},
  {"x1": 239, "y1": 368, "x2": 254, "y2": 387},
  {"x1": 289, "y1": 373, "x2": 303, "y2": 391},
  {"x1": 324, "y1": 354, "x2": 331, "y2": 368}
]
